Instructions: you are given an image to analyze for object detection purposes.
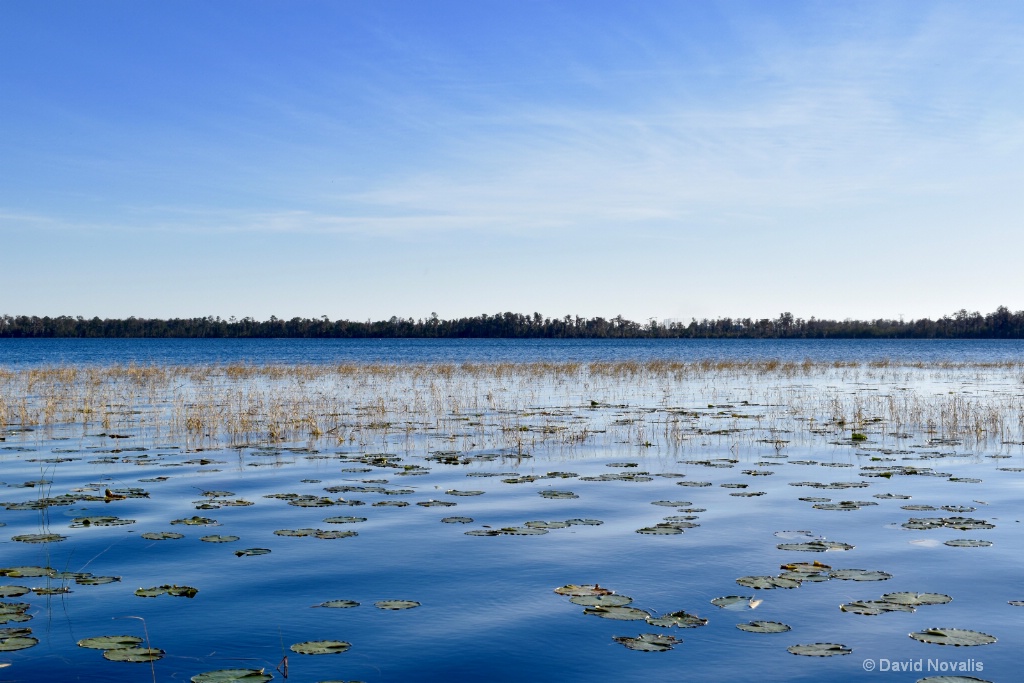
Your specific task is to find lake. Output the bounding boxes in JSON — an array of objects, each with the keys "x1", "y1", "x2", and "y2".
[{"x1": 0, "y1": 340, "x2": 1021, "y2": 682}]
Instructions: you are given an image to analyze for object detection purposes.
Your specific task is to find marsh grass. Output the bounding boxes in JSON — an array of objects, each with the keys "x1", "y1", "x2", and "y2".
[{"x1": 2, "y1": 360, "x2": 1023, "y2": 456}]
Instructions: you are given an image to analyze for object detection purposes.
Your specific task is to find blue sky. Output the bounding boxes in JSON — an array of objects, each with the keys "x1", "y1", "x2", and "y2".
[{"x1": 3, "y1": 1, "x2": 1022, "y2": 323}]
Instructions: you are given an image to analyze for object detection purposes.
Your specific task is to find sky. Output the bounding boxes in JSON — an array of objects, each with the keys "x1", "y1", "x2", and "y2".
[{"x1": 2, "y1": 1, "x2": 1023, "y2": 324}]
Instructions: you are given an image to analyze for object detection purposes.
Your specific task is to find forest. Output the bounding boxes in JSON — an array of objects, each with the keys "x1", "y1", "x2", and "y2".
[{"x1": 2, "y1": 307, "x2": 1024, "y2": 339}]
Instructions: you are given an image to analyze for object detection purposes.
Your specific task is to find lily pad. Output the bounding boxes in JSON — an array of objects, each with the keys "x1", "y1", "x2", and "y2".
[
  {"x1": 787, "y1": 642, "x2": 852, "y2": 656},
  {"x1": 290, "y1": 640, "x2": 351, "y2": 655},
  {"x1": 943, "y1": 539, "x2": 992, "y2": 548},
  {"x1": 77, "y1": 635, "x2": 144, "y2": 650},
  {"x1": 880, "y1": 592, "x2": 952, "y2": 606},
  {"x1": 554, "y1": 584, "x2": 613, "y2": 597},
  {"x1": 141, "y1": 532, "x2": 185, "y2": 540},
  {"x1": 909, "y1": 628, "x2": 996, "y2": 646},
  {"x1": 323, "y1": 516, "x2": 367, "y2": 524},
  {"x1": 319, "y1": 600, "x2": 359, "y2": 608},
  {"x1": 829, "y1": 569, "x2": 892, "y2": 581},
  {"x1": 12, "y1": 533, "x2": 65, "y2": 544},
  {"x1": 613, "y1": 632, "x2": 680, "y2": 651},
  {"x1": 710, "y1": 596, "x2": 757, "y2": 611},
  {"x1": 191, "y1": 668, "x2": 274, "y2": 682},
  {"x1": 569, "y1": 594, "x2": 633, "y2": 607},
  {"x1": 0, "y1": 635, "x2": 38, "y2": 651},
  {"x1": 234, "y1": 548, "x2": 271, "y2": 557},
  {"x1": 200, "y1": 535, "x2": 240, "y2": 543},
  {"x1": 135, "y1": 584, "x2": 198, "y2": 598},
  {"x1": 539, "y1": 490, "x2": 578, "y2": 499},
  {"x1": 737, "y1": 620, "x2": 791, "y2": 633},
  {"x1": 636, "y1": 526, "x2": 683, "y2": 535},
  {"x1": 76, "y1": 576, "x2": 121, "y2": 585},
  {"x1": 440, "y1": 517, "x2": 473, "y2": 524},
  {"x1": 645, "y1": 610, "x2": 707, "y2": 628},
  {"x1": 584, "y1": 606, "x2": 651, "y2": 621},
  {"x1": 0, "y1": 587, "x2": 29, "y2": 598},
  {"x1": 777, "y1": 541, "x2": 854, "y2": 552},
  {"x1": 102, "y1": 647, "x2": 165, "y2": 662},
  {"x1": 736, "y1": 576, "x2": 801, "y2": 590},
  {"x1": 374, "y1": 600, "x2": 420, "y2": 610},
  {"x1": 171, "y1": 516, "x2": 218, "y2": 526}
]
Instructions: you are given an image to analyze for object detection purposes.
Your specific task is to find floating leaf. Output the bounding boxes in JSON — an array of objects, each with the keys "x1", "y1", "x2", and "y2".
[
  {"x1": 829, "y1": 569, "x2": 892, "y2": 582},
  {"x1": 440, "y1": 517, "x2": 473, "y2": 524},
  {"x1": 736, "y1": 576, "x2": 801, "y2": 590},
  {"x1": 77, "y1": 635, "x2": 144, "y2": 650},
  {"x1": 777, "y1": 541, "x2": 854, "y2": 552},
  {"x1": 787, "y1": 643, "x2": 852, "y2": 656},
  {"x1": 71, "y1": 516, "x2": 134, "y2": 527},
  {"x1": 171, "y1": 516, "x2": 218, "y2": 526},
  {"x1": 613, "y1": 632, "x2": 680, "y2": 651},
  {"x1": 645, "y1": 610, "x2": 707, "y2": 628},
  {"x1": 737, "y1": 620, "x2": 790, "y2": 633},
  {"x1": 191, "y1": 668, "x2": 273, "y2": 683},
  {"x1": 565, "y1": 518, "x2": 604, "y2": 526},
  {"x1": 554, "y1": 584, "x2": 613, "y2": 597},
  {"x1": 710, "y1": 596, "x2": 756, "y2": 611},
  {"x1": 584, "y1": 606, "x2": 651, "y2": 621},
  {"x1": 880, "y1": 592, "x2": 952, "y2": 606},
  {"x1": 909, "y1": 628, "x2": 996, "y2": 646},
  {"x1": 943, "y1": 539, "x2": 992, "y2": 548},
  {"x1": 76, "y1": 576, "x2": 121, "y2": 585},
  {"x1": 569, "y1": 594, "x2": 633, "y2": 607},
  {"x1": 135, "y1": 584, "x2": 198, "y2": 598},
  {"x1": 141, "y1": 532, "x2": 184, "y2": 540},
  {"x1": 0, "y1": 587, "x2": 29, "y2": 598},
  {"x1": 323, "y1": 517, "x2": 367, "y2": 524},
  {"x1": 539, "y1": 490, "x2": 578, "y2": 499},
  {"x1": 840, "y1": 600, "x2": 916, "y2": 615},
  {"x1": 289, "y1": 640, "x2": 351, "y2": 655},
  {"x1": 12, "y1": 533, "x2": 65, "y2": 544},
  {"x1": 0, "y1": 635, "x2": 37, "y2": 651},
  {"x1": 375, "y1": 600, "x2": 419, "y2": 610},
  {"x1": 103, "y1": 647, "x2": 165, "y2": 662},
  {"x1": 445, "y1": 490, "x2": 484, "y2": 496},
  {"x1": 651, "y1": 500, "x2": 692, "y2": 507},
  {"x1": 637, "y1": 526, "x2": 683, "y2": 535},
  {"x1": 319, "y1": 600, "x2": 359, "y2": 608},
  {"x1": 200, "y1": 535, "x2": 240, "y2": 543},
  {"x1": 234, "y1": 548, "x2": 270, "y2": 557}
]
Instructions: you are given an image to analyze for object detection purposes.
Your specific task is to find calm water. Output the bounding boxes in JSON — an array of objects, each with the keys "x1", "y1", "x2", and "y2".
[
  {"x1": 0, "y1": 341, "x2": 1021, "y2": 682},
  {"x1": 3, "y1": 337, "x2": 1024, "y2": 366}
]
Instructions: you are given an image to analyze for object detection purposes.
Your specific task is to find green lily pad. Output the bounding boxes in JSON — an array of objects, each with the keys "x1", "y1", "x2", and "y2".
[
  {"x1": 539, "y1": 490, "x2": 578, "y2": 499},
  {"x1": 524, "y1": 521, "x2": 569, "y2": 529},
  {"x1": 788, "y1": 642, "x2": 852, "y2": 656},
  {"x1": 736, "y1": 576, "x2": 801, "y2": 589},
  {"x1": 881, "y1": 592, "x2": 952, "y2": 606},
  {"x1": 372, "y1": 501, "x2": 409, "y2": 507},
  {"x1": 374, "y1": 600, "x2": 419, "y2": 610},
  {"x1": 0, "y1": 586, "x2": 29, "y2": 598},
  {"x1": 440, "y1": 517, "x2": 473, "y2": 524},
  {"x1": 0, "y1": 635, "x2": 38, "y2": 651},
  {"x1": 777, "y1": 541, "x2": 854, "y2": 552},
  {"x1": 565, "y1": 518, "x2": 604, "y2": 525},
  {"x1": 0, "y1": 566, "x2": 55, "y2": 578},
  {"x1": 323, "y1": 516, "x2": 367, "y2": 524},
  {"x1": 651, "y1": 500, "x2": 692, "y2": 507},
  {"x1": 290, "y1": 640, "x2": 351, "y2": 655},
  {"x1": 613, "y1": 632, "x2": 681, "y2": 651},
  {"x1": 103, "y1": 646, "x2": 165, "y2": 662},
  {"x1": 416, "y1": 500, "x2": 456, "y2": 507},
  {"x1": 76, "y1": 576, "x2": 120, "y2": 585},
  {"x1": 737, "y1": 620, "x2": 791, "y2": 633},
  {"x1": 445, "y1": 490, "x2": 484, "y2": 496},
  {"x1": 200, "y1": 535, "x2": 240, "y2": 543},
  {"x1": 319, "y1": 600, "x2": 359, "y2": 608},
  {"x1": 554, "y1": 584, "x2": 612, "y2": 597},
  {"x1": 569, "y1": 594, "x2": 633, "y2": 607},
  {"x1": 70, "y1": 516, "x2": 135, "y2": 527},
  {"x1": 234, "y1": 548, "x2": 271, "y2": 557},
  {"x1": 499, "y1": 526, "x2": 548, "y2": 535},
  {"x1": 636, "y1": 526, "x2": 683, "y2": 535},
  {"x1": 584, "y1": 606, "x2": 651, "y2": 621},
  {"x1": 12, "y1": 533, "x2": 66, "y2": 544},
  {"x1": 191, "y1": 668, "x2": 273, "y2": 682},
  {"x1": 909, "y1": 628, "x2": 996, "y2": 646},
  {"x1": 840, "y1": 600, "x2": 916, "y2": 615},
  {"x1": 135, "y1": 584, "x2": 198, "y2": 598},
  {"x1": 77, "y1": 635, "x2": 144, "y2": 650},
  {"x1": 944, "y1": 539, "x2": 992, "y2": 548},
  {"x1": 711, "y1": 596, "x2": 758, "y2": 610},
  {"x1": 170, "y1": 516, "x2": 219, "y2": 526},
  {"x1": 141, "y1": 532, "x2": 185, "y2": 540},
  {"x1": 645, "y1": 610, "x2": 707, "y2": 628},
  {"x1": 829, "y1": 569, "x2": 892, "y2": 581}
]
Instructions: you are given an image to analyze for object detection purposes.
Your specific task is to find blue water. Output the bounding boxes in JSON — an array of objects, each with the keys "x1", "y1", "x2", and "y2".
[
  {"x1": 2, "y1": 337, "x2": 1024, "y2": 366},
  {"x1": 1, "y1": 340, "x2": 1022, "y2": 682}
]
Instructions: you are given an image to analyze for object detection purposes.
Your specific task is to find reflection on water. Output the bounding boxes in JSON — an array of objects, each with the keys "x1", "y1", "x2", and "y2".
[{"x1": 0, "y1": 355, "x2": 1022, "y2": 681}]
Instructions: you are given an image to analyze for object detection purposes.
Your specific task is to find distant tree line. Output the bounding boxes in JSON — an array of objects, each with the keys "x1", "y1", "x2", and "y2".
[{"x1": 2, "y1": 307, "x2": 1024, "y2": 339}]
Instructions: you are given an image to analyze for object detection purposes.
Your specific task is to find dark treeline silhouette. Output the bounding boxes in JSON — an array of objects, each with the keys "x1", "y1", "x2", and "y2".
[{"x1": 2, "y1": 307, "x2": 1024, "y2": 339}]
